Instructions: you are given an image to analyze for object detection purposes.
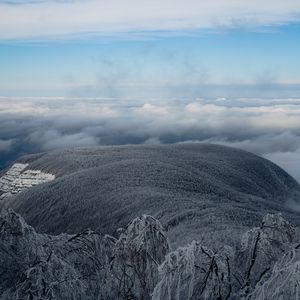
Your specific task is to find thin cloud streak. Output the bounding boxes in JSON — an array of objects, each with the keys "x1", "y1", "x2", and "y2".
[{"x1": 1, "y1": 0, "x2": 300, "y2": 40}]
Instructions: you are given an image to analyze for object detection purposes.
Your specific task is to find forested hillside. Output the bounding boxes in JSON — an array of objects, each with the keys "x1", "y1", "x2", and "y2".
[{"x1": 1, "y1": 144, "x2": 299, "y2": 249}]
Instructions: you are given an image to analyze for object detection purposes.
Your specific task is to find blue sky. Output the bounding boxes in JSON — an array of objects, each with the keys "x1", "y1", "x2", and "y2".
[
  {"x1": 1, "y1": 1, "x2": 300, "y2": 181},
  {"x1": 0, "y1": 0, "x2": 300, "y2": 97}
]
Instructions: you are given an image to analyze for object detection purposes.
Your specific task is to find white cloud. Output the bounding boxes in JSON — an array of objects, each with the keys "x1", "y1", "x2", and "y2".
[
  {"x1": 0, "y1": 139, "x2": 14, "y2": 152},
  {"x1": 264, "y1": 150, "x2": 300, "y2": 185},
  {"x1": 1, "y1": 97, "x2": 300, "y2": 182},
  {"x1": 135, "y1": 103, "x2": 169, "y2": 116},
  {"x1": 1, "y1": 0, "x2": 300, "y2": 40},
  {"x1": 28, "y1": 129, "x2": 99, "y2": 150}
]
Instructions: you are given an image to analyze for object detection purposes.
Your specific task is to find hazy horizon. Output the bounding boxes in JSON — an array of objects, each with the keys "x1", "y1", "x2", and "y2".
[{"x1": 0, "y1": 96, "x2": 300, "y2": 183}]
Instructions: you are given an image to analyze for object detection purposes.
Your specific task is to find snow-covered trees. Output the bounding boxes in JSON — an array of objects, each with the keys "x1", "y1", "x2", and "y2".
[
  {"x1": 152, "y1": 241, "x2": 233, "y2": 300},
  {"x1": 0, "y1": 209, "x2": 299, "y2": 299},
  {"x1": 236, "y1": 213, "x2": 296, "y2": 296},
  {"x1": 0, "y1": 209, "x2": 98, "y2": 299},
  {"x1": 0, "y1": 211, "x2": 170, "y2": 299},
  {"x1": 109, "y1": 215, "x2": 170, "y2": 299},
  {"x1": 248, "y1": 248, "x2": 300, "y2": 299}
]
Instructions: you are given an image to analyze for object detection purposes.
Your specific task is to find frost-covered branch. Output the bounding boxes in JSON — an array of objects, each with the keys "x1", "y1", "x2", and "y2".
[{"x1": 0, "y1": 209, "x2": 299, "y2": 299}]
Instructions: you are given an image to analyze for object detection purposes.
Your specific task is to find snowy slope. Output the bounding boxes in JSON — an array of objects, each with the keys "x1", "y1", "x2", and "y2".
[{"x1": 1, "y1": 143, "x2": 299, "y2": 249}]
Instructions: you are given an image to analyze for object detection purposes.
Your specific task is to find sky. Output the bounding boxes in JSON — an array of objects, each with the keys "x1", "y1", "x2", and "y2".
[
  {"x1": 0, "y1": 0, "x2": 300, "y2": 182},
  {"x1": 0, "y1": 0, "x2": 300, "y2": 97}
]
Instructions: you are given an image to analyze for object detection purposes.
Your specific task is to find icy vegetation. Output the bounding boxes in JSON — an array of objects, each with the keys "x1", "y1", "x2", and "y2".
[
  {"x1": 1, "y1": 144, "x2": 300, "y2": 250},
  {"x1": 0, "y1": 209, "x2": 299, "y2": 299},
  {"x1": 1, "y1": 144, "x2": 300, "y2": 298},
  {"x1": 0, "y1": 163, "x2": 55, "y2": 200}
]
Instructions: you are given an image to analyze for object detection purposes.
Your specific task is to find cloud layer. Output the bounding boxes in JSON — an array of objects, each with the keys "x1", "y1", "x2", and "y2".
[
  {"x1": 0, "y1": 97, "x2": 300, "y2": 183},
  {"x1": 1, "y1": 0, "x2": 300, "y2": 39}
]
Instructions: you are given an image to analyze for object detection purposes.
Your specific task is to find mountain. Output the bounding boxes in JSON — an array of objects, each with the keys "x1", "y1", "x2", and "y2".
[
  {"x1": 1, "y1": 143, "x2": 300, "y2": 299},
  {"x1": 1, "y1": 143, "x2": 300, "y2": 249}
]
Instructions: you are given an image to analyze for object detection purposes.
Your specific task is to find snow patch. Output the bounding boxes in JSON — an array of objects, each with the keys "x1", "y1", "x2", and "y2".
[{"x1": 0, "y1": 163, "x2": 55, "y2": 200}]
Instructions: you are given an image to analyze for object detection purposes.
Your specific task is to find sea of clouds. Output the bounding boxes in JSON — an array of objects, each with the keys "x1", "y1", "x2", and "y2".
[{"x1": 0, "y1": 96, "x2": 300, "y2": 182}]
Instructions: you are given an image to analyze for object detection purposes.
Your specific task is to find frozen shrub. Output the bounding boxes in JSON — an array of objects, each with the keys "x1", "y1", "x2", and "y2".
[
  {"x1": 236, "y1": 213, "x2": 296, "y2": 296},
  {"x1": 152, "y1": 241, "x2": 233, "y2": 300},
  {"x1": 1, "y1": 209, "x2": 299, "y2": 299},
  {"x1": 0, "y1": 209, "x2": 89, "y2": 299},
  {"x1": 248, "y1": 248, "x2": 300, "y2": 300},
  {"x1": 111, "y1": 215, "x2": 170, "y2": 299}
]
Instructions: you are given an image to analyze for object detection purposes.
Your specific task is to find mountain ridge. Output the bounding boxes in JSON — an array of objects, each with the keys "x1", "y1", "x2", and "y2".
[{"x1": 1, "y1": 143, "x2": 299, "y2": 249}]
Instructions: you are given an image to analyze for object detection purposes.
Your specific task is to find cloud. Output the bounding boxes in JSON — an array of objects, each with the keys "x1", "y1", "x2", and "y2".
[
  {"x1": 0, "y1": 97, "x2": 300, "y2": 183},
  {"x1": 28, "y1": 129, "x2": 99, "y2": 150},
  {"x1": 0, "y1": 139, "x2": 14, "y2": 152},
  {"x1": 201, "y1": 132, "x2": 300, "y2": 183},
  {"x1": 1, "y1": 0, "x2": 300, "y2": 40},
  {"x1": 264, "y1": 150, "x2": 300, "y2": 187}
]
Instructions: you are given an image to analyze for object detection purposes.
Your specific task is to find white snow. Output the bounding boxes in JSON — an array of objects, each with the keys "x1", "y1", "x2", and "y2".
[{"x1": 0, "y1": 163, "x2": 55, "y2": 200}]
